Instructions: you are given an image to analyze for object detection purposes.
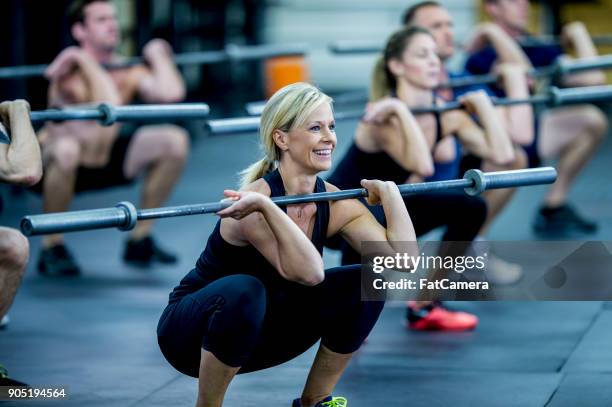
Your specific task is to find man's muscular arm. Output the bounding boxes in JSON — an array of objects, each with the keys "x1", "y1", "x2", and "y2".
[
  {"x1": 45, "y1": 46, "x2": 121, "y2": 106},
  {"x1": 42, "y1": 47, "x2": 120, "y2": 166},
  {"x1": 137, "y1": 39, "x2": 186, "y2": 103}
]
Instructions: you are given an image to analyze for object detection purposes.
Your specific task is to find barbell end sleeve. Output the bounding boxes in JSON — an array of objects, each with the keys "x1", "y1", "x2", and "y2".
[
  {"x1": 20, "y1": 206, "x2": 132, "y2": 236},
  {"x1": 554, "y1": 57, "x2": 569, "y2": 78},
  {"x1": 115, "y1": 201, "x2": 138, "y2": 231},
  {"x1": 98, "y1": 103, "x2": 118, "y2": 126},
  {"x1": 20, "y1": 218, "x2": 35, "y2": 237},
  {"x1": 548, "y1": 86, "x2": 562, "y2": 107},
  {"x1": 463, "y1": 169, "x2": 487, "y2": 196},
  {"x1": 472, "y1": 167, "x2": 557, "y2": 193}
]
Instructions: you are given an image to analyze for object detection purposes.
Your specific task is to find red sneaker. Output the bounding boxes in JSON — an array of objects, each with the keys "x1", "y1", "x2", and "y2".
[{"x1": 406, "y1": 301, "x2": 478, "y2": 331}]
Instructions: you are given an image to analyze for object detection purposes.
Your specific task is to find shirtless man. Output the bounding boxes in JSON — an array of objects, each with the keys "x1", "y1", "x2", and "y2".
[
  {"x1": 0, "y1": 100, "x2": 42, "y2": 385},
  {"x1": 37, "y1": 0, "x2": 189, "y2": 276}
]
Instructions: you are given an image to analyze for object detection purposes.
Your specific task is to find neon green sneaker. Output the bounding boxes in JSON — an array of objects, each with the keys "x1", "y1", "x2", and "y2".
[{"x1": 291, "y1": 395, "x2": 348, "y2": 406}]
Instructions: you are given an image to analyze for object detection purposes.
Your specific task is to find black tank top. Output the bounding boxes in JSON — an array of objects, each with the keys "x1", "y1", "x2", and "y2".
[
  {"x1": 168, "y1": 169, "x2": 330, "y2": 303},
  {"x1": 328, "y1": 98, "x2": 445, "y2": 189}
]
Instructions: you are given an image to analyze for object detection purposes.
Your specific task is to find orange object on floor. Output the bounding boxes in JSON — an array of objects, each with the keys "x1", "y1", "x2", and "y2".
[{"x1": 264, "y1": 55, "x2": 310, "y2": 98}]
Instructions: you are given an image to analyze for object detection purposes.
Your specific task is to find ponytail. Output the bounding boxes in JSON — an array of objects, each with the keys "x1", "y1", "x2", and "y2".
[
  {"x1": 240, "y1": 157, "x2": 276, "y2": 188},
  {"x1": 370, "y1": 56, "x2": 394, "y2": 101}
]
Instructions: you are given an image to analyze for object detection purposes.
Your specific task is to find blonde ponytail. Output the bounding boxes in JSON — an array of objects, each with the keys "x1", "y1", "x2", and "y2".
[{"x1": 239, "y1": 157, "x2": 276, "y2": 188}]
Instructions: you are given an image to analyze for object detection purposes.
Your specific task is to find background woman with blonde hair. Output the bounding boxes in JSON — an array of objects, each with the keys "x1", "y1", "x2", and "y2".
[{"x1": 157, "y1": 82, "x2": 417, "y2": 407}]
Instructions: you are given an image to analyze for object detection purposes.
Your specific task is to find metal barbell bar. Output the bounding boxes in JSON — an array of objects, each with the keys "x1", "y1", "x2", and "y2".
[
  {"x1": 445, "y1": 55, "x2": 612, "y2": 89},
  {"x1": 206, "y1": 85, "x2": 612, "y2": 135},
  {"x1": 329, "y1": 35, "x2": 612, "y2": 55},
  {"x1": 328, "y1": 41, "x2": 612, "y2": 89},
  {"x1": 0, "y1": 103, "x2": 210, "y2": 144},
  {"x1": 0, "y1": 43, "x2": 308, "y2": 80},
  {"x1": 20, "y1": 167, "x2": 557, "y2": 236}
]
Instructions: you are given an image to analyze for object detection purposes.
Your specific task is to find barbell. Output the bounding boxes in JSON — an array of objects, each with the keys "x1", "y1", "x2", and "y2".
[
  {"x1": 328, "y1": 41, "x2": 612, "y2": 89},
  {"x1": 0, "y1": 103, "x2": 210, "y2": 144},
  {"x1": 445, "y1": 55, "x2": 612, "y2": 89},
  {"x1": 329, "y1": 35, "x2": 612, "y2": 54},
  {"x1": 206, "y1": 85, "x2": 612, "y2": 135},
  {"x1": 0, "y1": 43, "x2": 308, "y2": 80},
  {"x1": 20, "y1": 167, "x2": 557, "y2": 236}
]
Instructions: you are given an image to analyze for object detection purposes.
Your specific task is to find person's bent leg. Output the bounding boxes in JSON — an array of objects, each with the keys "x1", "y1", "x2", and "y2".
[
  {"x1": 299, "y1": 345, "x2": 353, "y2": 407},
  {"x1": 37, "y1": 138, "x2": 81, "y2": 276},
  {"x1": 41, "y1": 138, "x2": 80, "y2": 248},
  {"x1": 157, "y1": 274, "x2": 266, "y2": 407},
  {"x1": 480, "y1": 146, "x2": 527, "y2": 234},
  {"x1": 0, "y1": 228, "x2": 29, "y2": 319},
  {"x1": 123, "y1": 125, "x2": 189, "y2": 240},
  {"x1": 299, "y1": 265, "x2": 384, "y2": 405},
  {"x1": 196, "y1": 350, "x2": 240, "y2": 407},
  {"x1": 476, "y1": 148, "x2": 527, "y2": 285},
  {"x1": 404, "y1": 194, "x2": 485, "y2": 329},
  {"x1": 536, "y1": 105, "x2": 608, "y2": 234},
  {"x1": 539, "y1": 105, "x2": 607, "y2": 207}
]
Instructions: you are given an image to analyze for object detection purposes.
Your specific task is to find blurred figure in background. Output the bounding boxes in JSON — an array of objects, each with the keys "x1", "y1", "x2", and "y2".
[
  {"x1": 465, "y1": 0, "x2": 608, "y2": 237},
  {"x1": 35, "y1": 0, "x2": 189, "y2": 276},
  {"x1": 404, "y1": 0, "x2": 533, "y2": 284}
]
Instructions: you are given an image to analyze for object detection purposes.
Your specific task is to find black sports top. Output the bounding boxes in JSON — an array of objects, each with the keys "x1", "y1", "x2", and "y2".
[{"x1": 168, "y1": 168, "x2": 330, "y2": 303}]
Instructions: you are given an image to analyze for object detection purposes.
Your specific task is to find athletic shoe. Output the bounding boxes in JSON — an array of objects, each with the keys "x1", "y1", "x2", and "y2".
[
  {"x1": 123, "y1": 236, "x2": 178, "y2": 267},
  {"x1": 292, "y1": 396, "x2": 348, "y2": 406},
  {"x1": 533, "y1": 204, "x2": 597, "y2": 236},
  {"x1": 37, "y1": 244, "x2": 81, "y2": 276},
  {"x1": 406, "y1": 301, "x2": 478, "y2": 331},
  {"x1": 0, "y1": 314, "x2": 9, "y2": 330},
  {"x1": 0, "y1": 365, "x2": 28, "y2": 387}
]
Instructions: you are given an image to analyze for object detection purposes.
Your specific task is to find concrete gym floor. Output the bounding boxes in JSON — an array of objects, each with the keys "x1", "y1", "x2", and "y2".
[{"x1": 1, "y1": 116, "x2": 611, "y2": 406}]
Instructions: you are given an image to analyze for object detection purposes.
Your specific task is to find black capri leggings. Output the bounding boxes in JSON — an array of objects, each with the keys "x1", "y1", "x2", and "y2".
[
  {"x1": 157, "y1": 265, "x2": 384, "y2": 377},
  {"x1": 336, "y1": 191, "x2": 487, "y2": 265}
]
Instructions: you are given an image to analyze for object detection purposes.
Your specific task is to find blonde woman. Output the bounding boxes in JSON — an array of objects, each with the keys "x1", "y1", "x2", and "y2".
[{"x1": 157, "y1": 83, "x2": 417, "y2": 407}]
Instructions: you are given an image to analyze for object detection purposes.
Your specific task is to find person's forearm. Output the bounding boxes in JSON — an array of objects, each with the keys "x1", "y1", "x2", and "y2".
[
  {"x1": 76, "y1": 54, "x2": 121, "y2": 104},
  {"x1": 565, "y1": 24, "x2": 599, "y2": 58},
  {"x1": 260, "y1": 200, "x2": 324, "y2": 285},
  {"x1": 562, "y1": 23, "x2": 606, "y2": 85},
  {"x1": 0, "y1": 103, "x2": 42, "y2": 185},
  {"x1": 394, "y1": 106, "x2": 434, "y2": 176},
  {"x1": 485, "y1": 24, "x2": 532, "y2": 69},
  {"x1": 146, "y1": 55, "x2": 186, "y2": 102},
  {"x1": 475, "y1": 102, "x2": 515, "y2": 164},
  {"x1": 379, "y1": 183, "x2": 416, "y2": 248},
  {"x1": 501, "y1": 73, "x2": 534, "y2": 145}
]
